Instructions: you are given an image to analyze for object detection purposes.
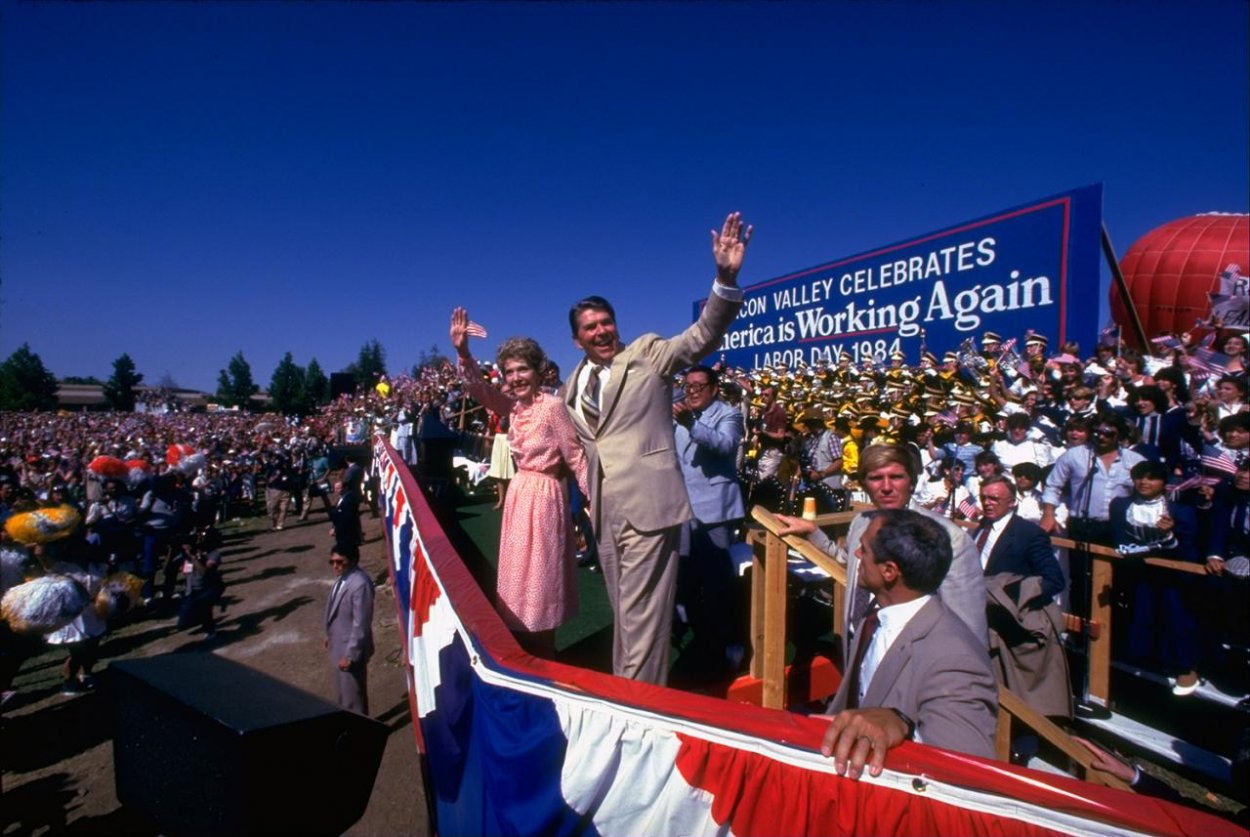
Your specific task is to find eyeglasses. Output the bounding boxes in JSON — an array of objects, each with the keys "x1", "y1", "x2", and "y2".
[
  {"x1": 1095, "y1": 429, "x2": 1118, "y2": 437},
  {"x1": 328, "y1": 558, "x2": 347, "y2": 566},
  {"x1": 685, "y1": 383, "x2": 712, "y2": 394}
]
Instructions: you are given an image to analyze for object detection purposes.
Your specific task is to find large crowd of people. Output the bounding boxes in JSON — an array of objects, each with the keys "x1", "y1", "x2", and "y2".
[{"x1": 0, "y1": 410, "x2": 332, "y2": 698}]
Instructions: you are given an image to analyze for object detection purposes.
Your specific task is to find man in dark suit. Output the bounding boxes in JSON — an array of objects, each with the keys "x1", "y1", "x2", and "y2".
[
  {"x1": 977, "y1": 475, "x2": 1070, "y2": 733},
  {"x1": 977, "y1": 475, "x2": 1066, "y2": 603},
  {"x1": 817, "y1": 509, "x2": 997, "y2": 780},
  {"x1": 328, "y1": 480, "x2": 362, "y2": 551},
  {"x1": 325, "y1": 545, "x2": 374, "y2": 714},
  {"x1": 564, "y1": 212, "x2": 751, "y2": 685},
  {"x1": 673, "y1": 364, "x2": 746, "y2": 675}
]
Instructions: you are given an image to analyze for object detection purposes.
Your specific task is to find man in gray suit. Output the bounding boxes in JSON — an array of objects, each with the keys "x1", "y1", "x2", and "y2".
[
  {"x1": 325, "y1": 544, "x2": 374, "y2": 714},
  {"x1": 817, "y1": 509, "x2": 997, "y2": 780},
  {"x1": 565, "y1": 212, "x2": 751, "y2": 685},
  {"x1": 778, "y1": 444, "x2": 987, "y2": 663},
  {"x1": 673, "y1": 364, "x2": 746, "y2": 674}
]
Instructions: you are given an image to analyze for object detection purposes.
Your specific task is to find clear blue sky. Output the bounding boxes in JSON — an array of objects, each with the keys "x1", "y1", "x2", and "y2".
[{"x1": 2, "y1": 2, "x2": 1247, "y2": 392}]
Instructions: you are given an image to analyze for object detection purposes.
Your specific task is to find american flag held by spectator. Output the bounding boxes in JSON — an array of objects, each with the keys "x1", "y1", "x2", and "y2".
[
  {"x1": 1201, "y1": 445, "x2": 1237, "y2": 476},
  {"x1": 1166, "y1": 473, "x2": 1221, "y2": 500},
  {"x1": 957, "y1": 494, "x2": 979, "y2": 519},
  {"x1": 1188, "y1": 346, "x2": 1231, "y2": 380}
]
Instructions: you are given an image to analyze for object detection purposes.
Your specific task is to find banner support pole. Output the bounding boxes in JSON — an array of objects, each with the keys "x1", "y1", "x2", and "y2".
[{"x1": 1101, "y1": 224, "x2": 1148, "y2": 348}]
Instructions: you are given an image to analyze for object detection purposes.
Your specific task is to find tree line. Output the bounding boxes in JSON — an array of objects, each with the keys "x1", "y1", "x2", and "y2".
[{"x1": 0, "y1": 339, "x2": 448, "y2": 415}]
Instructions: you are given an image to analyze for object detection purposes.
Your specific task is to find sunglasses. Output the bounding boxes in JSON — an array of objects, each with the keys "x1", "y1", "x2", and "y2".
[{"x1": 328, "y1": 558, "x2": 348, "y2": 566}]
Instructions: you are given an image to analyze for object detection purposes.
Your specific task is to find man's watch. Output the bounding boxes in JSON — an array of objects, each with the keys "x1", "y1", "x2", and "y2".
[{"x1": 891, "y1": 708, "x2": 916, "y2": 740}]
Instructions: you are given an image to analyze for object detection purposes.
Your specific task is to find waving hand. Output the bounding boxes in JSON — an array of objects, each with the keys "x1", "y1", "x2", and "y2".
[{"x1": 711, "y1": 211, "x2": 753, "y2": 286}]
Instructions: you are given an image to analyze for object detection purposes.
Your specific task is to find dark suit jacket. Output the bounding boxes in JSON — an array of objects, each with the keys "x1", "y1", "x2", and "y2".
[
  {"x1": 830, "y1": 597, "x2": 997, "y2": 759},
  {"x1": 982, "y1": 513, "x2": 1066, "y2": 606},
  {"x1": 330, "y1": 491, "x2": 362, "y2": 549}
]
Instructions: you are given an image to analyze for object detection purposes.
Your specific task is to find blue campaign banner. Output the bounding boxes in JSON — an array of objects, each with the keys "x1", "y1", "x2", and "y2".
[{"x1": 703, "y1": 184, "x2": 1105, "y2": 369}]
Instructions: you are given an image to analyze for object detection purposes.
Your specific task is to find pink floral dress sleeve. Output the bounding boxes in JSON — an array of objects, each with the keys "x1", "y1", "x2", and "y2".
[{"x1": 545, "y1": 395, "x2": 589, "y2": 499}]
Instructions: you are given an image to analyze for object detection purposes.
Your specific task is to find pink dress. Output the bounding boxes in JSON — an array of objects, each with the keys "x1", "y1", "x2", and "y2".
[{"x1": 460, "y1": 359, "x2": 589, "y2": 631}]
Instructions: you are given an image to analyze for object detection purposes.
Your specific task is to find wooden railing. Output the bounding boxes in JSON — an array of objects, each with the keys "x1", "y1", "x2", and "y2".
[
  {"x1": 948, "y1": 519, "x2": 1208, "y2": 708},
  {"x1": 745, "y1": 504, "x2": 1164, "y2": 790},
  {"x1": 747, "y1": 506, "x2": 854, "y2": 709},
  {"x1": 1048, "y1": 534, "x2": 1205, "y2": 707},
  {"x1": 996, "y1": 687, "x2": 1131, "y2": 790}
]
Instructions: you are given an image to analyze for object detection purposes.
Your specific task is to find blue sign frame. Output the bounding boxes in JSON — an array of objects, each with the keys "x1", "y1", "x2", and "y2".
[{"x1": 702, "y1": 185, "x2": 1105, "y2": 369}]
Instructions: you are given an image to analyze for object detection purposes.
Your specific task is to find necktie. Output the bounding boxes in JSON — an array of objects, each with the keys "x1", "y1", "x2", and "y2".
[
  {"x1": 850, "y1": 584, "x2": 873, "y2": 625},
  {"x1": 846, "y1": 607, "x2": 880, "y2": 709},
  {"x1": 976, "y1": 523, "x2": 991, "y2": 555},
  {"x1": 582, "y1": 366, "x2": 603, "y2": 432},
  {"x1": 330, "y1": 577, "x2": 343, "y2": 611}
]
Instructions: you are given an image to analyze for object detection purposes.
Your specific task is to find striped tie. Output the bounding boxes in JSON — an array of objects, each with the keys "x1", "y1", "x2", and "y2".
[{"x1": 582, "y1": 365, "x2": 603, "y2": 432}]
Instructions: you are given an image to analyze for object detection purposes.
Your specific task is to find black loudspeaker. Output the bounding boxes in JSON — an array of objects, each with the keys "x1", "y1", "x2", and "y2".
[
  {"x1": 110, "y1": 654, "x2": 387, "y2": 837},
  {"x1": 329, "y1": 373, "x2": 357, "y2": 400}
]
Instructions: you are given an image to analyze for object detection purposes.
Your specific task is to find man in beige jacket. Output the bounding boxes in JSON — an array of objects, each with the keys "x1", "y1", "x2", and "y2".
[{"x1": 564, "y1": 212, "x2": 751, "y2": 684}]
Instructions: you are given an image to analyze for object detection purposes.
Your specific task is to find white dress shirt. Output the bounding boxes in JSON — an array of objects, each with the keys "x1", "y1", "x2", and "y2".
[
  {"x1": 857, "y1": 594, "x2": 933, "y2": 709},
  {"x1": 977, "y1": 511, "x2": 1013, "y2": 569}
]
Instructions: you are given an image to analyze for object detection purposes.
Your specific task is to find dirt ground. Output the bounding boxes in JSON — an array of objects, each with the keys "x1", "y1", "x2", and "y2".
[{"x1": 1, "y1": 505, "x2": 429, "y2": 836}]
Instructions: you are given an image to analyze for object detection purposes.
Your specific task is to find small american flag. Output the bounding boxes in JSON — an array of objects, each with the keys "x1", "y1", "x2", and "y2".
[
  {"x1": 1166, "y1": 473, "x2": 1205, "y2": 499},
  {"x1": 466, "y1": 321, "x2": 488, "y2": 339},
  {"x1": 933, "y1": 410, "x2": 958, "y2": 427},
  {"x1": 1189, "y1": 346, "x2": 1230, "y2": 379},
  {"x1": 1202, "y1": 445, "x2": 1237, "y2": 476},
  {"x1": 957, "y1": 494, "x2": 979, "y2": 519}
]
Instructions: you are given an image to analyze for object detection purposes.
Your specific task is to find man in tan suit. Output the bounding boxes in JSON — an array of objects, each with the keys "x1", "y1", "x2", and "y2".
[{"x1": 565, "y1": 212, "x2": 752, "y2": 684}]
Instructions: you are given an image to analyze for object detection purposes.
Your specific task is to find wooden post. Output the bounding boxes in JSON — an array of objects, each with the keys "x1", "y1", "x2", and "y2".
[
  {"x1": 761, "y1": 530, "x2": 789, "y2": 710},
  {"x1": 750, "y1": 538, "x2": 766, "y2": 680},
  {"x1": 1088, "y1": 557, "x2": 1114, "y2": 705},
  {"x1": 995, "y1": 708, "x2": 1013, "y2": 762}
]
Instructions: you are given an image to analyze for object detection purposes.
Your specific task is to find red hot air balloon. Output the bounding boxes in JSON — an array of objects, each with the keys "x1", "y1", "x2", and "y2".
[{"x1": 1113, "y1": 213, "x2": 1249, "y2": 346}]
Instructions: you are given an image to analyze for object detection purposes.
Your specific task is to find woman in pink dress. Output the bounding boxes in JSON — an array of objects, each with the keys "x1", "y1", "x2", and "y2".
[{"x1": 450, "y1": 308, "x2": 589, "y2": 656}]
